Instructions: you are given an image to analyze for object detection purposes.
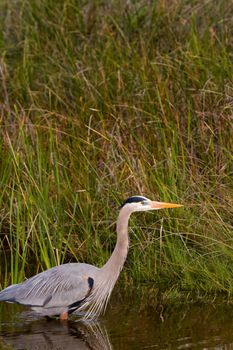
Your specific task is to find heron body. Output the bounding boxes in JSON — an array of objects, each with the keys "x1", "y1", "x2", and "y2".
[{"x1": 0, "y1": 195, "x2": 182, "y2": 320}]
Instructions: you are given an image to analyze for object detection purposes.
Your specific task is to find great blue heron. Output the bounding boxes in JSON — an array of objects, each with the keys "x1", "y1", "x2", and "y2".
[{"x1": 0, "y1": 195, "x2": 182, "y2": 320}]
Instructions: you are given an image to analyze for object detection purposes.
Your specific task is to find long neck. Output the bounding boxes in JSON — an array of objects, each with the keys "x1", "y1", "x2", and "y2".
[
  {"x1": 101, "y1": 208, "x2": 131, "y2": 275},
  {"x1": 83, "y1": 208, "x2": 132, "y2": 319}
]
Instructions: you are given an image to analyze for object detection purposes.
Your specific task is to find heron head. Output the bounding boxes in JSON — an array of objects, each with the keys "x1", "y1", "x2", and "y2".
[{"x1": 120, "y1": 195, "x2": 183, "y2": 212}]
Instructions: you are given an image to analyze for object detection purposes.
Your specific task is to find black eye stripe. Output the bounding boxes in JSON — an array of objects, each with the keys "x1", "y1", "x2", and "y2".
[{"x1": 120, "y1": 196, "x2": 148, "y2": 208}]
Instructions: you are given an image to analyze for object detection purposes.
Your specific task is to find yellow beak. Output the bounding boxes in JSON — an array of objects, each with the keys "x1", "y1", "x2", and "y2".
[{"x1": 150, "y1": 201, "x2": 183, "y2": 209}]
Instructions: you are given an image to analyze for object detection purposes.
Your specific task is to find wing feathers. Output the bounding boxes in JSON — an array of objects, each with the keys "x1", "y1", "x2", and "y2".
[{"x1": 0, "y1": 263, "x2": 97, "y2": 309}]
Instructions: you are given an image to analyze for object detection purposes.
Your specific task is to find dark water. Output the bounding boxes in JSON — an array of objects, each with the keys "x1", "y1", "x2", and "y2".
[{"x1": 1, "y1": 287, "x2": 233, "y2": 349}]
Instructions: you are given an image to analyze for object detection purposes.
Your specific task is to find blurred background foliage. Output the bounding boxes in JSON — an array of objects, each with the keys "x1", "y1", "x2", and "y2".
[{"x1": 0, "y1": 0, "x2": 232, "y2": 294}]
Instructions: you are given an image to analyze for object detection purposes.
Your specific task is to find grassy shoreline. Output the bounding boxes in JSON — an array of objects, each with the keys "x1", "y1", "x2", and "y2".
[{"x1": 0, "y1": 1, "x2": 232, "y2": 294}]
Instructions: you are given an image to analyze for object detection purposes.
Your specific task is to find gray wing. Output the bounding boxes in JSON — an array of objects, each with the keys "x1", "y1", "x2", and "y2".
[{"x1": 0, "y1": 263, "x2": 97, "y2": 308}]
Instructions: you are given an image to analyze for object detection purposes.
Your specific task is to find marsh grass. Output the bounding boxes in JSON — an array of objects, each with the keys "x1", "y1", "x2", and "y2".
[{"x1": 0, "y1": 0, "x2": 233, "y2": 294}]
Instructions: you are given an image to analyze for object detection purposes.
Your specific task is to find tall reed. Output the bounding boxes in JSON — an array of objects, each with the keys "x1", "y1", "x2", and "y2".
[{"x1": 0, "y1": 0, "x2": 232, "y2": 294}]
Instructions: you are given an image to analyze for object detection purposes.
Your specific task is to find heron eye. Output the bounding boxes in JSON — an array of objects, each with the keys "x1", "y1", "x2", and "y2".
[{"x1": 141, "y1": 200, "x2": 148, "y2": 205}]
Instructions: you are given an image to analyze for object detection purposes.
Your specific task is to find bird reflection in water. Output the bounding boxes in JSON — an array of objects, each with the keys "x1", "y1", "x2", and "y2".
[{"x1": 0, "y1": 314, "x2": 112, "y2": 350}]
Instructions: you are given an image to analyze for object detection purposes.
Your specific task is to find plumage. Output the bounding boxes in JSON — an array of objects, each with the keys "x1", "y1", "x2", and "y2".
[
  {"x1": 119, "y1": 195, "x2": 149, "y2": 208},
  {"x1": 0, "y1": 263, "x2": 99, "y2": 316}
]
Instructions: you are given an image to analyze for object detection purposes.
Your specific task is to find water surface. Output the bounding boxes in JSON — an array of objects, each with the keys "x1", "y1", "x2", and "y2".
[{"x1": 1, "y1": 286, "x2": 233, "y2": 349}]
